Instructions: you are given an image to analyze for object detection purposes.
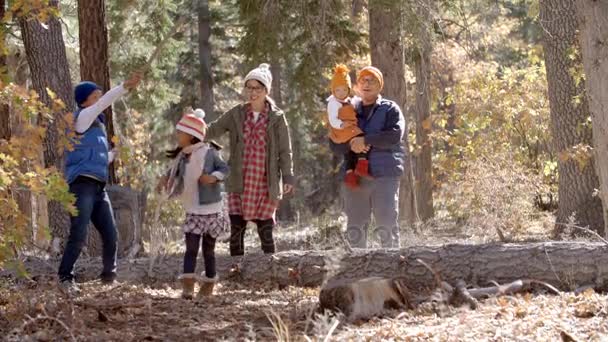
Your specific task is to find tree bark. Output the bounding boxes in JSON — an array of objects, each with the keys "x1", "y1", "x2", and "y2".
[
  {"x1": 368, "y1": 0, "x2": 418, "y2": 226},
  {"x1": 13, "y1": 242, "x2": 608, "y2": 291},
  {"x1": 198, "y1": 0, "x2": 215, "y2": 120},
  {"x1": 351, "y1": 0, "x2": 365, "y2": 18},
  {"x1": 575, "y1": 1, "x2": 608, "y2": 237},
  {"x1": 413, "y1": 5, "x2": 434, "y2": 221},
  {"x1": 0, "y1": 0, "x2": 9, "y2": 141},
  {"x1": 77, "y1": 0, "x2": 117, "y2": 184},
  {"x1": 540, "y1": 0, "x2": 604, "y2": 236},
  {"x1": 270, "y1": 58, "x2": 295, "y2": 222},
  {"x1": 20, "y1": 0, "x2": 74, "y2": 252}
]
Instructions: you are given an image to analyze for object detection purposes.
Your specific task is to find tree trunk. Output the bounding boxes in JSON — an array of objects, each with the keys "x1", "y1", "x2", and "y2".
[
  {"x1": 270, "y1": 58, "x2": 295, "y2": 222},
  {"x1": 368, "y1": 0, "x2": 417, "y2": 226},
  {"x1": 351, "y1": 0, "x2": 364, "y2": 18},
  {"x1": 0, "y1": 0, "x2": 9, "y2": 141},
  {"x1": 20, "y1": 0, "x2": 74, "y2": 252},
  {"x1": 576, "y1": 1, "x2": 608, "y2": 237},
  {"x1": 13, "y1": 242, "x2": 608, "y2": 292},
  {"x1": 413, "y1": 9, "x2": 434, "y2": 221},
  {"x1": 77, "y1": 0, "x2": 117, "y2": 184},
  {"x1": 270, "y1": 60, "x2": 283, "y2": 107},
  {"x1": 540, "y1": 0, "x2": 604, "y2": 236},
  {"x1": 198, "y1": 0, "x2": 215, "y2": 120}
]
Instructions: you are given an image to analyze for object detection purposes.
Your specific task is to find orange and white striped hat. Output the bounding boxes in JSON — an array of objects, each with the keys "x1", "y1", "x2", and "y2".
[{"x1": 176, "y1": 109, "x2": 207, "y2": 142}]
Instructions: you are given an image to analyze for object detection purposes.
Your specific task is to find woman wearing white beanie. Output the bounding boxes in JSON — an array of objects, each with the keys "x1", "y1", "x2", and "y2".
[{"x1": 205, "y1": 63, "x2": 295, "y2": 257}]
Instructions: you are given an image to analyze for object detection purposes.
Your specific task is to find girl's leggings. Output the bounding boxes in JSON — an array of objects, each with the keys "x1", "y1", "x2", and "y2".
[{"x1": 183, "y1": 232, "x2": 216, "y2": 278}]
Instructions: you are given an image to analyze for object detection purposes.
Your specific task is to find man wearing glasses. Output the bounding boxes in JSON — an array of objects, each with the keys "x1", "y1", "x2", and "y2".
[{"x1": 330, "y1": 66, "x2": 406, "y2": 249}]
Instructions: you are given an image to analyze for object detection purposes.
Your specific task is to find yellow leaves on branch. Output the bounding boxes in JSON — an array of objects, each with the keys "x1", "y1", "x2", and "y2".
[
  {"x1": 0, "y1": 80, "x2": 76, "y2": 265},
  {"x1": 5, "y1": 0, "x2": 60, "y2": 22},
  {"x1": 421, "y1": 117, "x2": 432, "y2": 131},
  {"x1": 115, "y1": 108, "x2": 151, "y2": 190}
]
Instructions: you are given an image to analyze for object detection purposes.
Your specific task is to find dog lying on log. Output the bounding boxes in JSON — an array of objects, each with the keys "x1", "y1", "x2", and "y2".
[{"x1": 318, "y1": 277, "x2": 414, "y2": 320}]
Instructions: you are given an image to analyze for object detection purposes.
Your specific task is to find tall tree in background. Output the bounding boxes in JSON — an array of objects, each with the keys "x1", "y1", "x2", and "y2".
[
  {"x1": 20, "y1": 0, "x2": 73, "y2": 250},
  {"x1": 198, "y1": 0, "x2": 215, "y2": 119},
  {"x1": 368, "y1": 0, "x2": 418, "y2": 225},
  {"x1": 411, "y1": 1, "x2": 434, "y2": 221},
  {"x1": 0, "y1": 0, "x2": 9, "y2": 141},
  {"x1": 78, "y1": 0, "x2": 117, "y2": 183},
  {"x1": 540, "y1": 0, "x2": 604, "y2": 236},
  {"x1": 576, "y1": 0, "x2": 608, "y2": 236},
  {"x1": 270, "y1": 57, "x2": 295, "y2": 221}
]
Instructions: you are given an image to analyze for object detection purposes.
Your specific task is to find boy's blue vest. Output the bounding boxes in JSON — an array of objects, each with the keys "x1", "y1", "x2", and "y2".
[{"x1": 64, "y1": 109, "x2": 109, "y2": 184}]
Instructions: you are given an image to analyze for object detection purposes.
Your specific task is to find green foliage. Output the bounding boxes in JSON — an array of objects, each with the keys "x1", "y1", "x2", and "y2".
[{"x1": 433, "y1": 50, "x2": 555, "y2": 216}]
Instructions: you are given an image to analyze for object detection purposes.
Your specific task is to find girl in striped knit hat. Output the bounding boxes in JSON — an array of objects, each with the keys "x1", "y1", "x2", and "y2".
[{"x1": 158, "y1": 109, "x2": 229, "y2": 299}]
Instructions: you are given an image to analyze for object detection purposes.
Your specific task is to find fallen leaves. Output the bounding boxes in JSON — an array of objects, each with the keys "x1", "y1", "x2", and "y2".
[
  {"x1": 571, "y1": 288, "x2": 606, "y2": 319},
  {"x1": 1, "y1": 277, "x2": 608, "y2": 341}
]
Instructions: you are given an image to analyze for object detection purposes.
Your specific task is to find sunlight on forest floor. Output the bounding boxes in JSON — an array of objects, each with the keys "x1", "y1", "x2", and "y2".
[{"x1": 1, "y1": 277, "x2": 607, "y2": 341}]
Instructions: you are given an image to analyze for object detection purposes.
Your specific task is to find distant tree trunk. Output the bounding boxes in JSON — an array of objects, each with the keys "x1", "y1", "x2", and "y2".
[
  {"x1": 351, "y1": 0, "x2": 364, "y2": 18},
  {"x1": 412, "y1": 4, "x2": 434, "y2": 221},
  {"x1": 271, "y1": 58, "x2": 295, "y2": 222},
  {"x1": 198, "y1": 0, "x2": 215, "y2": 120},
  {"x1": 368, "y1": 0, "x2": 417, "y2": 226},
  {"x1": 576, "y1": 0, "x2": 608, "y2": 237},
  {"x1": 0, "y1": 0, "x2": 9, "y2": 141},
  {"x1": 77, "y1": 0, "x2": 117, "y2": 184},
  {"x1": 442, "y1": 73, "x2": 456, "y2": 152},
  {"x1": 540, "y1": 0, "x2": 604, "y2": 236},
  {"x1": 270, "y1": 60, "x2": 283, "y2": 107},
  {"x1": 20, "y1": 0, "x2": 74, "y2": 252}
]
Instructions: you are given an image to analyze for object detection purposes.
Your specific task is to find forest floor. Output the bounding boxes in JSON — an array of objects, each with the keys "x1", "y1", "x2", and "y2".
[{"x1": 2, "y1": 213, "x2": 608, "y2": 341}]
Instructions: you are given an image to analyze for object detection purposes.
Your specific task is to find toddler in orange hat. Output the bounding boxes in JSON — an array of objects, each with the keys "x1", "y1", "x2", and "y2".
[{"x1": 327, "y1": 64, "x2": 371, "y2": 189}]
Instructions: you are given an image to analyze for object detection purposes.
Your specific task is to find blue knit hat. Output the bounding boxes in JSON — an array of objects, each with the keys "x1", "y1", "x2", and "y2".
[{"x1": 74, "y1": 81, "x2": 102, "y2": 107}]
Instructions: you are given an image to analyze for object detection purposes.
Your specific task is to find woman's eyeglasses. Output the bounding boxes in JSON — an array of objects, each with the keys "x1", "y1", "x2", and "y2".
[{"x1": 245, "y1": 85, "x2": 265, "y2": 93}]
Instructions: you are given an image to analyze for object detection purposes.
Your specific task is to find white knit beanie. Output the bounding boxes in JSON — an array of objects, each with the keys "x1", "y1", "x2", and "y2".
[{"x1": 244, "y1": 63, "x2": 273, "y2": 92}]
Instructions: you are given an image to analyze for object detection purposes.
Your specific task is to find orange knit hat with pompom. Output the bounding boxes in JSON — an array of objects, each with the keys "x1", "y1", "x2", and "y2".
[{"x1": 330, "y1": 64, "x2": 352, "y2": 94}]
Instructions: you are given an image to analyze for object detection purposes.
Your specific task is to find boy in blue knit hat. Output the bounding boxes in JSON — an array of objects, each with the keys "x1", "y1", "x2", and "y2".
[{"x1": 58, "y1": 72, "x2": 142, "y2": 292}]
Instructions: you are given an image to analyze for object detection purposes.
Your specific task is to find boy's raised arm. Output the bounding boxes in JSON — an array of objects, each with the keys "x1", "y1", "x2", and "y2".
[
  {"x1": 75, "y1": 84, "x2": 128, "y2": 133},
  {"x1": 75, "y1": 72, "x2": 142, "y2": 134}
]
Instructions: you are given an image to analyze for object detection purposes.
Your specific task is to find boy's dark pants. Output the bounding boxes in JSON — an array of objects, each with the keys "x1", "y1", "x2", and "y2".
[
  {"x1": 183, "y1": 233, "x2": 217, "y2": 277},
  {"x1": 229, "y1": 215, "x2": 275, "y2": 256},
  {"x1": 58, "y1": 176, "x2": 118, "y2": 282}
]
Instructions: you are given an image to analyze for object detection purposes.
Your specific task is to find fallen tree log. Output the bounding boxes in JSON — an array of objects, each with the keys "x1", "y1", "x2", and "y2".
[{"x1": 6, "y1": 242, "x2": 608, "y2": 291}]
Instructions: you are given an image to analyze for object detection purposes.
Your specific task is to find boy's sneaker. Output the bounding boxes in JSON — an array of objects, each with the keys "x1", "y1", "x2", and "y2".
[{"x1": 100, "y1": 272, "x2": 117, "y2": 285}]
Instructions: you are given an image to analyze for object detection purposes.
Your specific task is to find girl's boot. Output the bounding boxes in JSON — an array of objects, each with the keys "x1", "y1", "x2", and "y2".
[
  {"x1": 198, "y1": 274, "x2": 219, "y2": 298},
  {"x1": 179, "y1": 274, "x2": 197, "y2": 299}
]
